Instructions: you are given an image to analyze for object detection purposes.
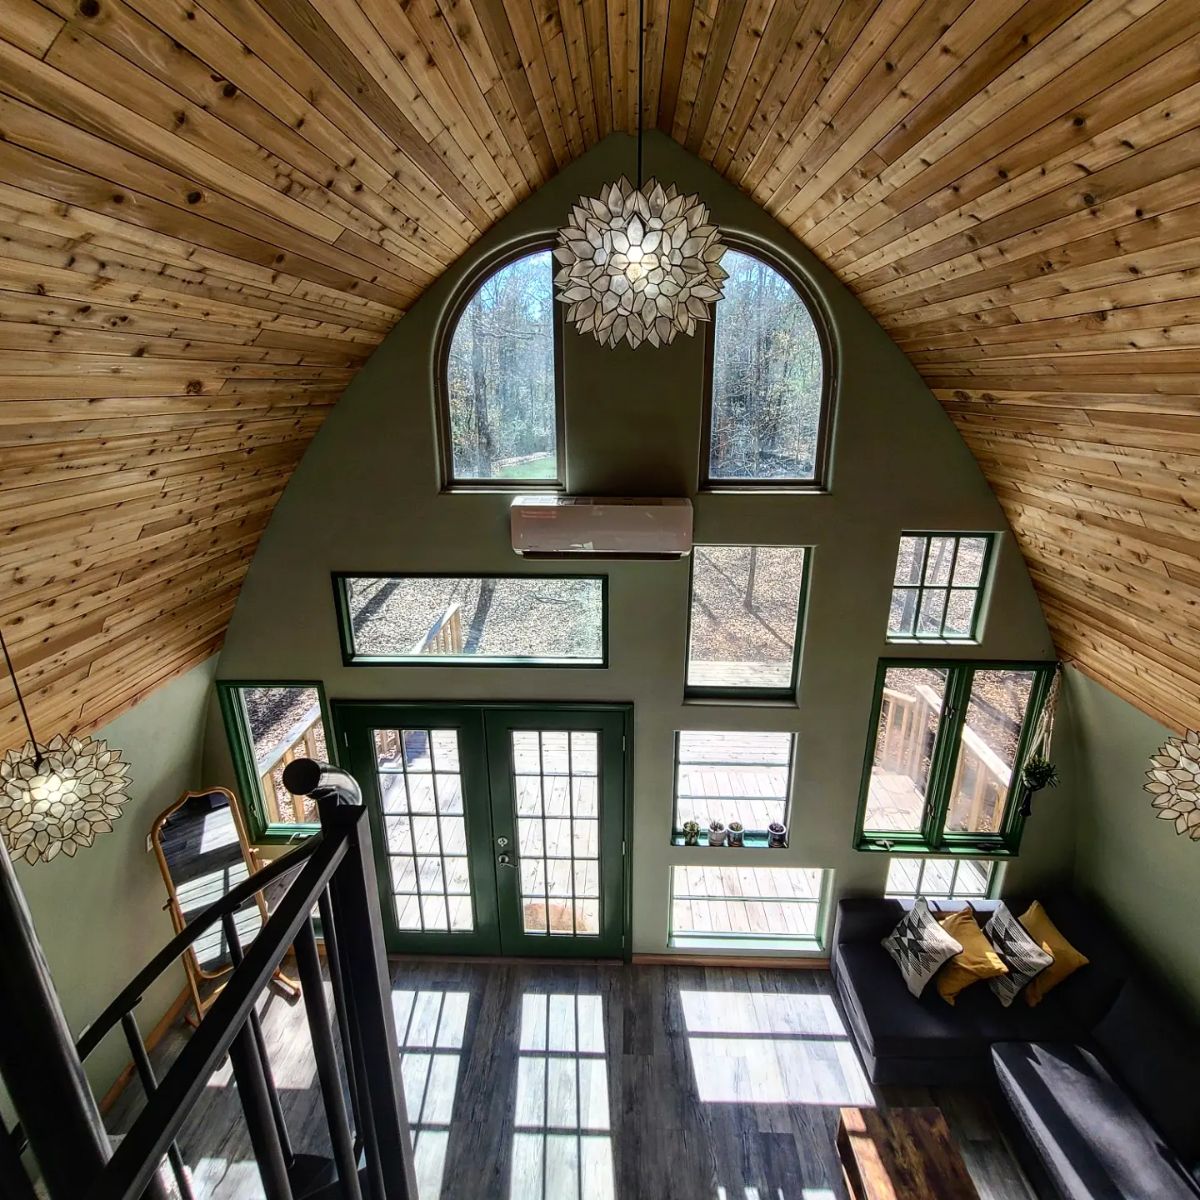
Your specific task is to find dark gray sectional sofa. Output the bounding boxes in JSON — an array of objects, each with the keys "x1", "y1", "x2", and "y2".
[{"x1": 830, "y1": 895, "x2": 1200, "y2": 1200}]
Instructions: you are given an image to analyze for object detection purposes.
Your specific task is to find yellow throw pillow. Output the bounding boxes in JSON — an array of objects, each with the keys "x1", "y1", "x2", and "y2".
[
  {"x1": 936, "y1": 907, "x2": 1009, "y2": 1006},
  {"x1": 1019, "y1": 901, "x2": 1089, "y2": 1007}
]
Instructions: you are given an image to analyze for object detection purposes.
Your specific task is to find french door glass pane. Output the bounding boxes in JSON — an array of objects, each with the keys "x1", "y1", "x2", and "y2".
[
  {"x1": 374, "y1": 728, "x2": 474, "y2": 933},
  {"x1": 512, "y1": 730, "x2": 601, "y2": 937},
  {"x1": 945, "y1": 670, "x2": 1035, "y2": 835},
  {"x1": 862, "y1": 666, "x2": 949, "y2": 833}
]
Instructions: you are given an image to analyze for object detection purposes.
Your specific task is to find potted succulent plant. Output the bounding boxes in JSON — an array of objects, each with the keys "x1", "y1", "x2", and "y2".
[
  {"x1": 682, "y1": 820, "x2": 700, "y2": 846},
  {"x1": 707, "y1": 819, "x2": 726, "y2": 847},
  {"x1": 768, "y1": 821, "x2": 788, "y2": 849},
  {"x1": 727, "y1": 820, "x2": 745, "y2": 847},
  {"x1": 1019, "y1": 753, "x2": 1059, "y2": 818}
]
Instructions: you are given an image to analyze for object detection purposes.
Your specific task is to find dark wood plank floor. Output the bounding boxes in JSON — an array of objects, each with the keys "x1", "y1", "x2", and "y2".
[{"x1": 107, "y1": 962, "x2": 1034, "y2": 1200}]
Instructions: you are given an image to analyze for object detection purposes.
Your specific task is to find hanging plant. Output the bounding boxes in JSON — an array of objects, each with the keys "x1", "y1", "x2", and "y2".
[{"x1": 1018, "y1": 753, "x2": 1059, "y2": 818}]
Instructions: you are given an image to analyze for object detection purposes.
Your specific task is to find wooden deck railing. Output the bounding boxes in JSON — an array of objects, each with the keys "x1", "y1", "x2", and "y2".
[
  {"x1": 879, "y1": 684, "x2": 1011, "y2": 834},
  {"x1": 410, "y1": 602, "x2": 463, "y2": 656},
  {"x1": 257, "y1": 705, "x2": 325, "y2": 824}
]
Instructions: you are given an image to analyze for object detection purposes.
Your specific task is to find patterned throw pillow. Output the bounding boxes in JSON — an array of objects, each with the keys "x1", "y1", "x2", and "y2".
[
  {"x1": 882, "y1": 898, "x2": 963, "y2": 998},
  {"x1": 984, "y1": 902, "x2": 1054, "y2": 1007}
]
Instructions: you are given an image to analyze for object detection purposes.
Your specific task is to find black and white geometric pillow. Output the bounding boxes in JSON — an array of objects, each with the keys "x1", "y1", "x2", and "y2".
[
  {"x1": 984, "y1": 902, "x2": 1054, "y2": 1007},
  {"x1": 881, "y1": 897, "x2": 963, "y2": 998}
]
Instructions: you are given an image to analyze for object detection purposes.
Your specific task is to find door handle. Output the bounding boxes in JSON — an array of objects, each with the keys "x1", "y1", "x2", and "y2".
[{"x1": 497, "y1": 853, "x2": 516, "y2": 868}]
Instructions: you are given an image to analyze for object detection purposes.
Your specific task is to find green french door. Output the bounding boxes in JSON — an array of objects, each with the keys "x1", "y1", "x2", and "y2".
[{"x1": 334, "y1": 703, "x2": 629, "y2": 958}]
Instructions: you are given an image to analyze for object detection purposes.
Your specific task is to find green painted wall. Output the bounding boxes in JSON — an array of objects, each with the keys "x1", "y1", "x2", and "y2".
[
  {"x1": 11, "y1": 655, "x2": 215, "y2": 1099},
  {"x1": 207, "y1": 133, "x2": 1065, "y2": 953},
  {"x1": 1065, "y1": 666, "x2": 1200, "y2": 1011}
]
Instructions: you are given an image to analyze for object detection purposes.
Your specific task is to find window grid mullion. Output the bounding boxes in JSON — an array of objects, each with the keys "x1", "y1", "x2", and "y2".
[{"x1": 941, "y1": 538, "x2": 961, "y2": 638}]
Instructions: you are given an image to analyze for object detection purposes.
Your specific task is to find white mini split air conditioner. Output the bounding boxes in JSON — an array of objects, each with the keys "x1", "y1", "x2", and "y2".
[{"x1": 510, "y1": 496, "x2": 693, "y2": 559}]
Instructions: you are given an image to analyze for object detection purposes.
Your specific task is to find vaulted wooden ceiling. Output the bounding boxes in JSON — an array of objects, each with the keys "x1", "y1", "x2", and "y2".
[{"x1": 2, "y1": 0, "x2": 1197, "y2": 749}]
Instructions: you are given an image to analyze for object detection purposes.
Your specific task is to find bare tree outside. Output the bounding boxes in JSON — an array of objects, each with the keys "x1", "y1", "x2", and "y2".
[
  {"x1": 708, "y1": 249, "x2": 824, "y2": 481},
  {"x1": 446, "y1": 250, "x2": 557, "y2": 481}
]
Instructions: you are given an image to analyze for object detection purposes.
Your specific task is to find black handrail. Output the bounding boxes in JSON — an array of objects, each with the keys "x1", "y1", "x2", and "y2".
[
  {"x1": 84, "y1": 828, "x2": 349, "y2": 1200},
  {"x1": 77, "y1": 837, "x2": 317, "y2": 1061}
]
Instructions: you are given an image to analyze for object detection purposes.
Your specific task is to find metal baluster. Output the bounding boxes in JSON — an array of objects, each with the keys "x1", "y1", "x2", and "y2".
[
  {"x1": 119, "y1": 1013, "x2": 196, "y2": 1200},
  {"x1": 223, "y1": 910, "x2": 295, "y2": 1167},
  {"x1": 221, "y1": 913, "x2": 294, "y2": 1200},
  {"x1": 294, "y1": 916, "x2": 363, "y2": 1200},
  {"x1": 320, "y1": 889, "x2": 385, "y2": 1200}
]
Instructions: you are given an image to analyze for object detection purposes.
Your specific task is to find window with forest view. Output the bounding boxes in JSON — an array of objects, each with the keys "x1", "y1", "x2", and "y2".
[
  {"x1": 443, "y1": 248, "x2": 560, "y2": 486},
  {"x1": 335, "y1": 575, "x2": 605, "y2": 665},
  {"x1": 705, "y1": 248, "x2": 829, "y2": 487}
]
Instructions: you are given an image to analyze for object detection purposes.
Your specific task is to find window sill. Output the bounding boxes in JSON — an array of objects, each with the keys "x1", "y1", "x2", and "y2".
[
  {"x1": 698, "y1": 485, "x2": 829, "y2": 496},
  {"x1": 440, "y1": 482, "x2": 564, "y2": 494},
  {"x1": 683, "y1": 693, "x2": 798, "y2": 708},
  {"x1": 884, "y1": 636, "x2": 980, "y2": 647},
  {"x1": 856, "y1": 840, "x2": 1016, "y2": 857},
  {"x1": 672, "y1": 834, "x2": 782, "y2": 850},
  {"x1": 669, "y1": 935, "x2": 824, "y2": 955}
]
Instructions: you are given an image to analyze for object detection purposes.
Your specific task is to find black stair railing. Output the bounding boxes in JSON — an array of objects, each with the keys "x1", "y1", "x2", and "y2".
[{"x1": 0, "y1": 761, "x2": 418, "y2": 1200}]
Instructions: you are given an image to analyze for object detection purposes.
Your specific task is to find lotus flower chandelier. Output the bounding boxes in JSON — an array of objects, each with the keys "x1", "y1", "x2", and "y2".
[
  {"x1": 554, "y1": 177, "x2": 728, "y2": 349},
  {"x1": 1, "y1": 628, "x2": 131, "y2": 865},
  {"x1": 552, "y1": 0, "x2": 728, "y2": 349},
  {"x1": 1145, "y1": 729, "x2": 1200, "y2": 841}
]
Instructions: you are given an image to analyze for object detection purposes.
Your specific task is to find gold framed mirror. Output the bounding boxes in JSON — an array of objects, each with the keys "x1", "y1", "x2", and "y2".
[{"x1": 149, "y1": 787, "x2": 298, "y2": 1022}]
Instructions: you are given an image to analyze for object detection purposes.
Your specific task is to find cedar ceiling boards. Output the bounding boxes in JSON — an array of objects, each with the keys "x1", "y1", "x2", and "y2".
[{"x1": 0, "y1": 0, "x2": 1197, "y2": 750}]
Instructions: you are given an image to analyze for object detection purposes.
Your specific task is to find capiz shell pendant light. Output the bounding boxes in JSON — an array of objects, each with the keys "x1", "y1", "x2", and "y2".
[
  {"x1": 553, "y1": 0, "x2": 727, "y2": 349},
  {"x1": 0, "y1": 628, "x2": 131, "y2": 865},
  {"x1": 555, "y1": 178, "x2": 727, "y2": 348}
]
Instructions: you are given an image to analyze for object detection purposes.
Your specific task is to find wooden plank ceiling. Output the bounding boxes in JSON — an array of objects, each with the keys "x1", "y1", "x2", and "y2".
[{"x1": 1, "y1": 0, "x2": 1197, "y2": 749}]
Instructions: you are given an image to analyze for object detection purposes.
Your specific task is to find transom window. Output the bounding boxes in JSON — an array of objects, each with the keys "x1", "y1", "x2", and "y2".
[
  {"x1": 889, "y1": 533, "x2": 993, "y2": 641},
  {"x1": 217, "y1": 682, "x2": 333, "y2": 840},
  {"x1": 885, "y1": 857, "x2": 996, "y2": 901},
  {"x1": 334, "y1": 574, "x2": 606, "y2": 666},
  {"x1": 670, "y1": 866, "x2": 829, "y2": 945},
  {"x1": 856, "y1": 661, "x2": 1055, "y2": 855},
  {"x1": 685, "y1": 545, "x2": 808, "y2": 697},
  {"x1": 672, "y1": 731, "x2": 795, "y2": 846},
  {"x1": 440, "y1": 246, "x2": 563, "y2": 488},
  {"x1": 702, "y1": 246, "x2": 832, "y2": 489}
]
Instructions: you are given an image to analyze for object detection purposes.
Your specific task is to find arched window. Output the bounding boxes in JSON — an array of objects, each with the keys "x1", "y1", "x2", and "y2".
[
  {"x1": 702, "y1": 246, "x2": 833, "y2": 489},
  {"x1": 440, "y1": 245, "x2": 563, "y2": 488}
]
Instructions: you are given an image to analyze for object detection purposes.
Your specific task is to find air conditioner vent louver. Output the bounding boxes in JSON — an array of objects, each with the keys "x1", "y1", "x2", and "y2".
[{"x1": 510, "y1": 496, "x2": 693, "y2": 559}]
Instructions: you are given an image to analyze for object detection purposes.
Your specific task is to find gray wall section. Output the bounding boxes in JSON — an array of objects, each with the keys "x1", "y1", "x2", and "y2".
[
  {"x1": 207, "y1": 133, "x2": 1062, "y2": 953},
  {"x1": 11, "y1": 655, "x2": 215, "y2": 1101},
  {"x1": 1065, "y1": 666, "x2": 1200, "y2": 1011}
]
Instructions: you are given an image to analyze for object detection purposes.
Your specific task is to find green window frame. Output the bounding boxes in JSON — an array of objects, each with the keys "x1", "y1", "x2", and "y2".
[
  {"x1": 332, "y1": 573, "x2": 609, "y2": 668},
  {"x1": 684, "y1": 545, "x2": 810, "y2": 700},
  {"x1": 217, "y1": 680, "x2": 336, "y2": 843},
  {"x1": 854, "y1": 659, "x2": 1056, "y2": 856},
  {"x1": 671, "y1": 730, "x2": 796, "y2": 847},
  {"x1": 888, "y1": 532, "x2": 994, "y2": 642}
]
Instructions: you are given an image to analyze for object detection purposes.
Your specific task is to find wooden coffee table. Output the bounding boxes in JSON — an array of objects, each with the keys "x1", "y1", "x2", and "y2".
[{"x1": 837, "y1": 1106, "x2": 980, "y2": 1199}]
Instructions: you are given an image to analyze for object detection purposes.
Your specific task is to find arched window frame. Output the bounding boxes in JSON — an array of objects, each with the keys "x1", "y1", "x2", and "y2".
[
  {"x1": 699, "y1": 237, "x2": 837, "y2": 492},
  {"x1": 435, "y1": 236, "x2": 566, "y2": 491}
]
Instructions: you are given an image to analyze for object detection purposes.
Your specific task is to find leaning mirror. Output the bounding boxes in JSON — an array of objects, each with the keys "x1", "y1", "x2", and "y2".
[{"x1": 149, "y1": 787, "x2": 297, "y2": 1021}]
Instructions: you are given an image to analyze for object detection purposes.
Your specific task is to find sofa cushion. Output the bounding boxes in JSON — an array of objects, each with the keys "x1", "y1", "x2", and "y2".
[
  {"x1": 984, "y1": 902, "x2": 1053, "y2": 1007},
  {"x1": 1093, "y1": 983, "x2": 1200, "y2": 1166},
  {"x1": 1019, "y1": 900, "x2": 1090, "y2": 1007},
  {"x1": 992, "y1": 1041, "x2": 1200, "y2": 1200},
  {"x1": 936, "y1": 906, "x2": 1008, "y2": 1005},
  {"x1": 881, "y1": 897, "x2": 963, "y2": 998},
  {"x1": 1030, "y1": 894, "x2": 1137, "y2": 1029},
  {"x1": 836, "y1": 942, "x2": 987, "y2": 1060}
]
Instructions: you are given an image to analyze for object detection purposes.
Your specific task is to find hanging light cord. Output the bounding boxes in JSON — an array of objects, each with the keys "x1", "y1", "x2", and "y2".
[
  {"x1": 0, "y1": 627, "x2": 42, "y2": 766},
  {"x1": 636, "y1": 0, "x2": 645, "y2": 189}
]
